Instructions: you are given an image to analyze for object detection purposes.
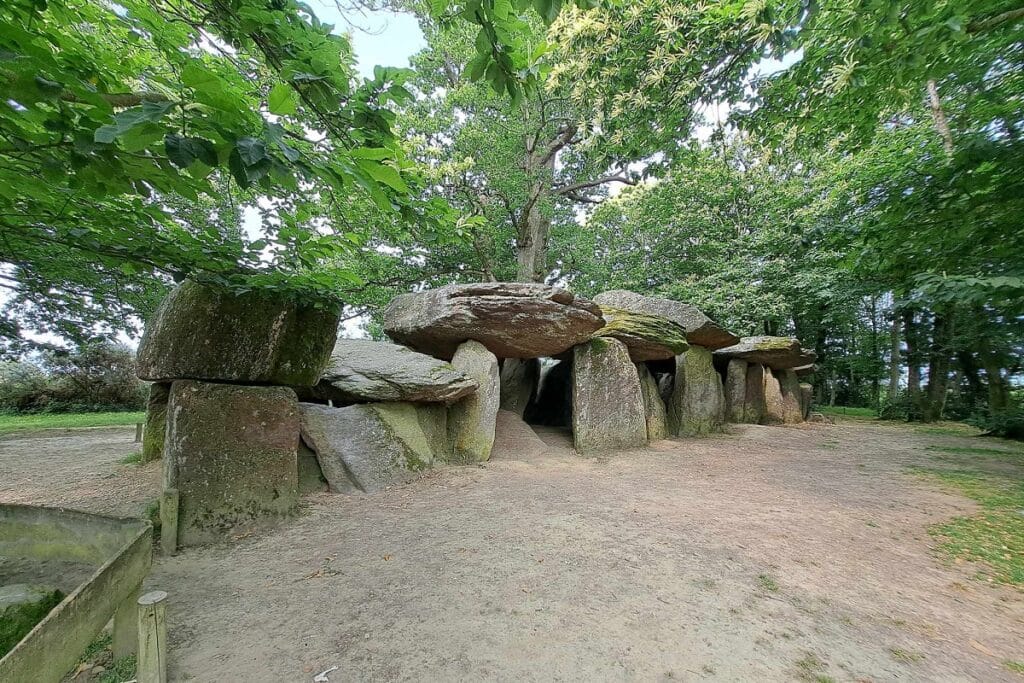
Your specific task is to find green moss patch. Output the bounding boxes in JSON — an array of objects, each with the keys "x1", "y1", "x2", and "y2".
[{"x1": 0, "y1": 584, "x2": 64, "y2": 656}]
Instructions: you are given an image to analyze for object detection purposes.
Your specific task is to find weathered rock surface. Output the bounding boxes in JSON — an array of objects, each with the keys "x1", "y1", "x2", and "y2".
[
  {"x1": 1, "y1": 584, "x2": 64, "y2": 655},
  {"x1": 667, "y1": 346, "x2": 725, "y2": 436},
  {"x1": 713, "y1": 336, "x2": 817, "y2": 370},
  {"x1": 572, "y1": 338, "x2": 647, "y2": 452},
  {"x1": 165, "y1": 381, "x2": 299, "y2": 547},
  {"x1": 743, "y1": 364, "x2": 766, "y2": 424},
  {"x1": 383, "y1": 282, "x2": 604, "y2": 360},
  {"x1": 799, "y1": 382, "x2": 814, "y2": 420},
  {"x1": 490, "y1": 410, "x2": 550, "y2": 461},
  {"x1": 310, "y1": 339, "x2": 477, "y2": 404},
  {"x1": 724, "y1": 359, "x2": 748, "y2": 423},
  {"x1": 794, "y1": 364, "x2": 816, "y2": 377},
  {"x1": 524, "y1": 360, "x2": 572, "y2": 427},
  {"x1": 448, "y1": 340, "x2": 500, "y2": 463},
  {"x1": 499, "y1": 358, "x2": 539, "y2": 417},
  {"x1": 592, "y1": 291, "x2": 739, "y2": 350},
  {"x1": 299, "y1": 402, "x2": 440, "y2": 494},
  {"x1": 595, "y1": 307, "x2": 689, "y2": 361},
  {"x1": 762, "y1": 368, "x2": 785, "y2": 425},
  {"x1": 778, "y1": 369, "x2": 804, "y2": 424},
  {"x1": 141, "y1": 382, "x2": 169, "y2": 463},
  {"x1": 637, "y1": 364, "x2": 669, "y2": 441},
  {"x1": 297, "y1": 440, "x2": 329, "y2": 494},
  {"x1": 137, "y1": 280, "x2": 339, "y2": 386}
]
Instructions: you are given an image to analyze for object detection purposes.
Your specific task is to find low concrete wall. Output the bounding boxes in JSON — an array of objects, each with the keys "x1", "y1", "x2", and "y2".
[{"x1": 0, "y1": 504, "x2": 152, "y2": 683}]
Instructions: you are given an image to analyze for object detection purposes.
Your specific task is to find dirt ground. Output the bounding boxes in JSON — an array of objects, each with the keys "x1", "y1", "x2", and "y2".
[{"x1": 2, "y1": 420, "x2": 1023, "y2": 681}]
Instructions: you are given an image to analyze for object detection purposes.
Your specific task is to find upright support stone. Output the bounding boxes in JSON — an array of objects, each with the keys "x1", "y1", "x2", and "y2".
[
  {"x1": 778, "y1": 369, "x2": 804, "y2": 424},
  {"x1": 164, "y1": 381, "x2": 300, "y2": 547},
  {"x1": 762, "y1": 367, "x2": 785, "y2": 425},
  {"x1": 499, "y1": 358, "x2": 539, "y2": 417},
  {"x1": 448, "y1": 340, "x2": 500, "y2": 463},
  {"x1": 571, "y1": 338, "x2": 647, "y2": 452},
  {"x1": 159, "y1": 488, "x2": 178, "y2": 555},
  {"x1": 744, "y1": 364, "x2": 766, "y2": 424},
  {"x1": 637, "y1": 364, "x2": 668, "y2": 441},
  {"x1": 724, "y1": 359, "x2": 748, "y2": 423},
  {"x1": 799, "y1": 383, "x2": 814, "y2": 420},
  {"x1": 667, "y1": 345, "x2": 725, "y2": 436},
  {"x1": 141, "y1": 382, "x2": 170, "y2": 463}
]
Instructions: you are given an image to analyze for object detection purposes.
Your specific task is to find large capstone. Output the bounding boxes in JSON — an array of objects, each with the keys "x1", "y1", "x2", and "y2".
[
  {"x1": 137, "y1": 280, "x2": 339, "y2": 386},
  {"x1": 743, "y1": 364, "x2": 766, "y2": 424},
  {"x1": 1, "y1": 584, "x2": 64, "y2": 656},
  {"x1": 713, "y1": 336, "x2": 817, "y2": 371},
  {"x1": 571, "y1": 338, "x2": 647, "y2": 452},
  {"x1": 499, "y1": 358, "x2": 540, "y2": 417},
  {"x1": 724, "y1": 359, "x2": 748, "y2": 423},
  {"x1": 299, "y1": 402, "x2": 441, "y2": 494},
  {"x1": 447, "y1": 340, "x2": 500, "y2": 463},
  {"x1": 164, "y1": 381, "x2": 299, "y2": 547},
  {"x1": 667, "y1": 346, "x2": 725, "y2": 436},
  {"x1": 637, "y1": 364, "x2": 669, "y2": 441},
  {"x1": 309, "y1": 339, "x2": 477, "y2": 404},
  {"x1": 777, "y1": 369, "x2": 804, "y2": 424},
  {"x1": 595, "y1": 307, "x2": 689, "y2": 361},
  {"x1": 382, "y1": 282, "x2": 604, "y2": 360},
  {"x1": 141, "y1": 382, "x2": 169, "y2": 463},
  {"x1": 592, "y1": 291, "x2": 739, "y2": 350}
]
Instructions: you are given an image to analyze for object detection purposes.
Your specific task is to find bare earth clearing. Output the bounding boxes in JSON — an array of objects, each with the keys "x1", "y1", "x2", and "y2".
[{"x1": 2, "y1": 420, "x2": 1022, "y2": 681}]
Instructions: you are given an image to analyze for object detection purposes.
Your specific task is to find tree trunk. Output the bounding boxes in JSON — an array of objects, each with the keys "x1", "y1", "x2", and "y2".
[
  {"x1": 979, "y1": 348, "x2": 1010, "y2": 413},
  {"x1": 922, "y1": 313, "x2": 953, "y2": 422},
  {"x1": 926, "y1": 79, "x2": 954, "y2": 155},
  {"x1": 515, "y1": 192, "x2": 551, "y2": 282},
  {"x1": 869, "y1": 296, "x2": 880, "y2": 407},
  {"x1": 888, "y1": 311, "x2": 901, "y2": 400},
  {"x1": 903, "y1": 309, "x2": 922, "y2": 397}
]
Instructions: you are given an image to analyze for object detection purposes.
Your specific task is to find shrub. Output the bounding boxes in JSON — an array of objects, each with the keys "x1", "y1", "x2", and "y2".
[{"x1": 967, "y1": 404, "x2": 1024, "y2": 441}]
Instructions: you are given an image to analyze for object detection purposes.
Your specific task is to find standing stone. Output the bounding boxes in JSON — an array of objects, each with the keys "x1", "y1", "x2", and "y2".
[
  {"x1": 299, "y1": 403, "x2": 438, "y2": 493},
  {"x1": 164, "y1": 381, "x2": 299, "y2": 547},
  {"x1": 383, "y1": 282, "x2": 604, "y2": 360},
  {"x1": 657, "y1": 373, "x2": 674, "y2": 405},
  {"x1": 141, "y1": 382, "x2": 170, "y2": 463},
  {"x1": 724, "y1": 359, "x2": 748, "y2": 423},
  {"x1": 744, "y1": 364, "x2": 766, "y2": 424},
  {"x1": 297, "y1": 440, "x2": 329, "y2": 494},
  {"x1": 762, "y1": 367, "x2": 786, "y2": 425},
  {"x1": 668, "y1": 346, "x2": 725, "y2": 436},
  {"x1": 778, "y1": 369, "x2": 804, "y2": 424},
  {"x1": 499, "y1": 358, "x2": 539, "y2": 417},
  {"x1": 799, "y1": 383, "x2": 814, "y2": 420},
  {"x1": 637, "y1": 364, "x2": 668, "y2": 441},
  {"x1": 571, "y1": 338, "x2": 647, "y2": 452},
  {"x1": 448, "y1": 340, "x2": 500, "y2": 463},
  {"x1": 137, "y1": 280, "x2": 339, "y2": 386}
]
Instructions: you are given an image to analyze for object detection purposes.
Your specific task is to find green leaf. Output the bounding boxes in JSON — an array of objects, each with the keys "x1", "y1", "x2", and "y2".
[
  {"x1": 235, "y1": 137, "x2": 268, "y2": 166},
  {"x1": 356, "y1": 158, "x2": 409, "y2": 193},
  {"x1": 165, "y1": 134, "x2": 218, "y2": 169},
  {"x1": 268, "y1": 83, "x2": 298, "y2": 115}
]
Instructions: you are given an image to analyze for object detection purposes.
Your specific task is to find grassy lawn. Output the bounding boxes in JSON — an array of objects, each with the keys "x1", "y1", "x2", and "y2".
[
  {"x1": 0, "y1": 411, "x2": 144, "y2": 436},
  {"x1": 910, "y1": 440, "x2": 1024, "y2": 587},
  {"x1": 817, "y1": 405, "x2": 878, "y2": 420}
]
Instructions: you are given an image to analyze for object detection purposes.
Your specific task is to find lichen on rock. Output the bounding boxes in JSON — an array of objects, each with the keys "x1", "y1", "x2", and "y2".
[{"x1": 595, "y1": 306, "x2": 689, "y2": 361}]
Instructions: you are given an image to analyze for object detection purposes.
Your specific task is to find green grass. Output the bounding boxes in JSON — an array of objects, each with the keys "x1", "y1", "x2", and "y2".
[
  {"x1": 757, "y1": 574, "x2": 779, "y2": 592},
  {"x1": 0, "y1": 411, "x2": 144, "y2": 435},
  {"x1": 1004, "y1": 660, "x2": 1024, "y2": 674},
  {"x1": 121, "y1": 451, "x2": 144, "y2": 465},
  {"x1": 889, "y1": 648, "x2": 925, "y2": 663},
  {"x1": 909, "y1": 455, "x2": 1024, "y2": 586},
  {"x1": 818, "y1": 405, "x2": 877, "y2": 419},
  {"x1": 794, "y1": 652, "x2": 833, "y2": 682},
  {"x1": 76, "y1": 633, "x2": 136, "y2": 683}
]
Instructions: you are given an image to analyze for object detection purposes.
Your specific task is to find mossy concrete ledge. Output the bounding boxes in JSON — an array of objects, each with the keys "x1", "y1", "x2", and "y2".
[
  {"x1": 0, "y1": 504, "x2": 152, "y2": 683},
  {"x1": 136, "y1": 279, "x2": 340, "y2": 386}
]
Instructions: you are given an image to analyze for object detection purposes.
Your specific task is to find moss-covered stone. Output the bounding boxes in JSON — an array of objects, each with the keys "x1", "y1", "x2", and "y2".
[
  {"x1": 572, "y1": 338, "x2": 647, "y2": 452},
  {"x1": 137, "y1": 280, "x2": 340, "y2": 386},
  {"x1": 724, "y1": 359, "x2": 748, "y2": 423},
  {"x1": 667, "y1": 345, "x2": 725, "y2": 436},
  {"x1": 447, "y1": 340, "x2": 500, "y2": 463},
  {"x1": 0, "y1": 584, "x2": 64, "y2": 656},
  {"x1": 595, "y1": 307, "x2": 689, "y2": 361},
  {"x1": 141, "y1": 382, "x2": 169, "y2": 463},
  {"x1": 165, "y1": 381, "x2": 300, "y2": 547},
  {"x1": 592, "y1": 290, "x2": 740, "y2": 350}
]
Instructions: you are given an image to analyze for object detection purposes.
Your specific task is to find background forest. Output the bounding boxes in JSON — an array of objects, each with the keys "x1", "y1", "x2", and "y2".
[{"x1": 1, "y1": 0, "x2": 1021, "y2": 435}]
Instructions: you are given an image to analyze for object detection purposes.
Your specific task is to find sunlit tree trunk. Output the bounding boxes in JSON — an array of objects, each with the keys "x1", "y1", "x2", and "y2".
[{"x1": 888, "y1": 310, "x2": 901, "y2": 400}]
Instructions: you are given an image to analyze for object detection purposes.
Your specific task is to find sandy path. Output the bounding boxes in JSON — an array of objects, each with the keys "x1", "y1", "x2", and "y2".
[{"x1": 1, "y1": 421, "x2": 1022, "y2": 681}]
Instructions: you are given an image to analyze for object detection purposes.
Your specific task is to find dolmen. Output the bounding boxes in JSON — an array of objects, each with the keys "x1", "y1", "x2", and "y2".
[{"x1": 136, "y1": 280, "x2": 819, "y2": 547}]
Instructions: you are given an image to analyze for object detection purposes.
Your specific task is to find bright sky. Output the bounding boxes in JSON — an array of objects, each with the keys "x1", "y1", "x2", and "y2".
[{"x1": 310, "y1": 3, "x2": 426, "y2": 79}]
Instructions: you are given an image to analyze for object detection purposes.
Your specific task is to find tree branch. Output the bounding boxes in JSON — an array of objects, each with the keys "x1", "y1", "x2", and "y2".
[
  {"x1": 553, "y1": 175, "x2": 637, "y2": 196},
  {"x1": 968, "y1": 6, "x2": 1024, "y2": 33}
]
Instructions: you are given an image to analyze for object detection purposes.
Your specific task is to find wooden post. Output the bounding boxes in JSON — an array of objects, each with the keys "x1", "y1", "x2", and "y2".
[
  {"x1": 160, "y1": 488, "x2": 179, "y2": 555},
  {"x1": 136, "y1": 590, "x2": 168, "y2": 683},
  {"x1": 135, "y1": 422, "x2": 144, "y2": 443}
]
